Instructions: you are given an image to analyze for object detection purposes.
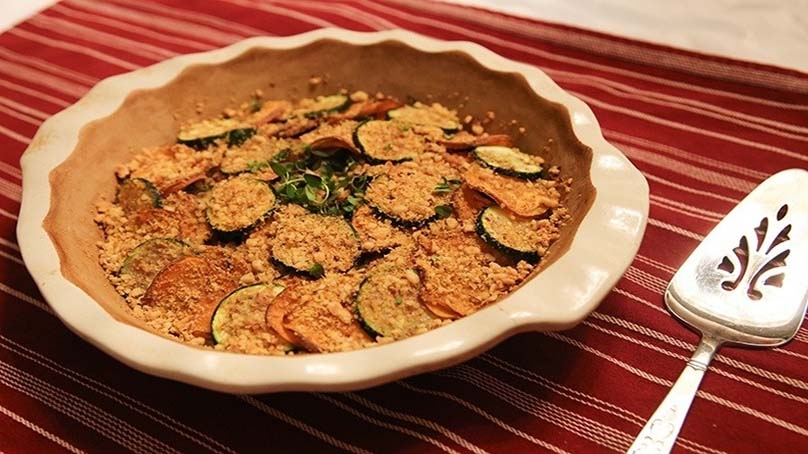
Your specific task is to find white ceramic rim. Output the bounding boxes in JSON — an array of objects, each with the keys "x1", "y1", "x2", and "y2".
[{"x1": 17, "y1": 28, "x2": 649, "y2": 393}]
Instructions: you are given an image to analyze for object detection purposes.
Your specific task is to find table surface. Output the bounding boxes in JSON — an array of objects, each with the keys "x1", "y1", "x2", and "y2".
[
  {"x1": 1, "y1": 1, "x2": 807, "y2": 453},
  {"x1": 5, "y1": 0, "x2": 808, "y2": 73}
]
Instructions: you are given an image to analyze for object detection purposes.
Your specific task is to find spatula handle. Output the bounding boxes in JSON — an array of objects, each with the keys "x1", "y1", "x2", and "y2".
[{"x1": 627, "y1": 336, "x2": 722, "y2": 454}]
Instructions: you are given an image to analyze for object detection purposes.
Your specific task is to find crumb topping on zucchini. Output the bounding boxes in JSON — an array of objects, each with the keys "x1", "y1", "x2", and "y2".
[
  {"x1": 94, "y1": 88, "x2": 571, "y2": 355},
  {"x1": 353, "y1": 120, "x2": 426, "y2": 162},
  {"x1": 364, "y1": 163, "x2": 455, "y2": 227},
  {"x1": 270, "y1": 210, "x2": 360, "y2": 275}
]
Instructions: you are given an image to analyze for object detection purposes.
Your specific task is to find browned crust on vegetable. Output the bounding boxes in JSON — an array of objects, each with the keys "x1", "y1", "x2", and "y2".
[
  {"x1": 205, "y1": 175, "x2": 275, "y2": 232},
  {"x1": 259, "y1": 118, "x2": 317, "y2": 138},
  {"x1": 350, "y1": 204, "x2": 409, "y2": 252},
  {"x1": 451, "y1": 185, "x2": 492, "y2": 231},
  {"x1": 265, "y1": 284, "x2": 304, "y2": 345},
  {"x1": 127, "y1": 192, "x2": 212, "y2": 245},
  {"x1": 220, "y1": 136, "x2": 298, "y2": 175},
  {"x1": 116, "y1": 144, "x2": 220, "y2": 195},
  {"x1": 119, "y1": 238, "x2": 192, "y2": 296},
  {"x1": 422, "y1": 299, "x2": 460, "y2": 319},
  {"x1": 357, "y1": 265, "x2": 440, "y2": 339},
  {"x1": 464, "y1": 163, "x2": 560, "y2": 217},
  {"x1": 438, "y1": 132, "x2": 513, "y2": 150},
  {"x1": 247, "y1": 100, "x2": 293, "y2": 126},
  {"x1": 271, "y1": 211, "x2": 360, "y2": 274},
  {"x1": 355, "y1": 120, "x2": 427, "y2": 162},
  {"x1": 364, "y1": 163, "x2": 453, "y2": 225},
  {"x1": 213, "y1": 284, "x2": 292, "y2": 354},
  {"x1": 414, "y1": 221, "x2": 533, "y2": 316},
  {"x1": 141, "y1": 247, "x2": 248, "y2": 340},
  {"x1": 331, "y1": 97, "x2": 403, "y2": 121},
  {"x1": 300, "y1": 120, "x2": 360, "y2": 153},
  {"x1": 283, "y1": 272, "x2": 371, "y2": 353}
]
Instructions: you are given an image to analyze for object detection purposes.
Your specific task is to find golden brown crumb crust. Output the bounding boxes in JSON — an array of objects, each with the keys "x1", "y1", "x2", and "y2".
[{"x1": 94, "y1": 91, "x2": 569, "y2": 355}]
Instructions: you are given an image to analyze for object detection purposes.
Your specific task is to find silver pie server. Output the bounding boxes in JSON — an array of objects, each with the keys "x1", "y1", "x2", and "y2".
[{"x1": 628, "y1": 168, "x2": 808, "y2": 454}]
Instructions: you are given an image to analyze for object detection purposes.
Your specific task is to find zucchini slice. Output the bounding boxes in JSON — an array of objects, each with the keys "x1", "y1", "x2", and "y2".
[
  {"x1": 117, "y1": 178, "x2": 162, "y2": 213},
  {"x1": 211, "y1": 283, "x2": 293, "y2": 354},
  {"x1": 387, "y1": 103, "x2": 460, "y2": 132},
  {"x1": 177, "y1": 118, "x2": 256, "y2": 150},
  {"x1": 205, "y1": 175, "x2": 276, "y2": 233},
  {"x1": 472, "y1": 146, "x2": 544, "y2": 180},
  {"x1": 271, "y1": 212, "x2": 360, "y2": 275},
  {"x1": 476, "y1": 206, "x2": 542, "y2": 263},
  {"x1": 356, "y1": 265, "x2": 438, "y2": 340},
  {"x1": 119, "y1": 238, "x2": 192, "y2": 293},
  {"x1": 352, "y1": 120, "x2": 424, "y2": 163},
  {"x1": 282, "y1": 272, "x2": 371, "y2": 353},
  {"x1": 364, "y1": 165, "x2": 454, "y2": 227},
  {"x1": 294, "y1": 94, "x2": 350, "y2": 119}
]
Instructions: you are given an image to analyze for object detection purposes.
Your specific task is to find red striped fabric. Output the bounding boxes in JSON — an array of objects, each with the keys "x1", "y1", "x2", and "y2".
[{"x1": 2, "y1": 0, "x2": 807, "y2": 453}]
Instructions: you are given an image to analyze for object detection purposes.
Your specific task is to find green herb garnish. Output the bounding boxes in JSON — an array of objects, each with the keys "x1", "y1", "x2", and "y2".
[
  {"x1": 433, "y1": 177, "x2": 462, "y2": 194},
  {"x1": 308, "y1": 263, "x2": 325, "y2": 278},
  {"x1": 435, "y1": 204, "x2": 453, "y2": 219},
  {"x1": 271, "y1": 149, "x2": 370, "y2": 216}
]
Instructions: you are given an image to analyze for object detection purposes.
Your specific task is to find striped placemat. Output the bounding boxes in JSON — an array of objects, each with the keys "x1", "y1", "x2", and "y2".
[{"x1": 1, "y1": 1, "x2": 807, "y2": 453}]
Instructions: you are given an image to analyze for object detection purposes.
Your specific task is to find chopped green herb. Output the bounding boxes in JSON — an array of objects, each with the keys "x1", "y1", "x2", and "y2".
[
  {"x1": 271, "y1": 149, "x2": 370, "y2": 216},
  {"x1": 249, "y1": 98, "x2": 263, "y2": 113},
  {"x1": 395, "y1": 296, "x2": 403, "y2": 306},
  {"x1": 435, "y1": 204, "x2": 453, "y2": 219},
  {"x1": 246, "y1": 161, "x2": 269, "y2": 172},
  {"x1": 227, "y1": 128, "x2": 255, "y2": 147},
  {"x1": 308, "y1": 263, "x2": 325, "y2": 278},
  {"x1": 433, "y1": 177, "x2": 462, "y2": 194}
]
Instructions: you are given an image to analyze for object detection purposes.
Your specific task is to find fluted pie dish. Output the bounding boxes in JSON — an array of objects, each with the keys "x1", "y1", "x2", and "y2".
[{"x1": 17, "y1": 28, "x2": 648, "y2": 393}]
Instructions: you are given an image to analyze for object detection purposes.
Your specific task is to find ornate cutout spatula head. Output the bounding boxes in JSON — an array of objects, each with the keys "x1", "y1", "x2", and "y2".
[{"x1": 629, "y1": 168, "x2": 808, "y2": 454}]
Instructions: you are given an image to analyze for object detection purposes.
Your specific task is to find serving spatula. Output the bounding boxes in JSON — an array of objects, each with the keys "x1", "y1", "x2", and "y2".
[{"x1": 628, "y1": 168, "x2": 808, "y2": 453}]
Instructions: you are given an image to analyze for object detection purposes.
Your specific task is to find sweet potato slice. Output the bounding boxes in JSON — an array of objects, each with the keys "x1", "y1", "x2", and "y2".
[
  {"x1": 141, "y1": 248, "x2": 245, "y2": 340},
  {"x1": 439, "y1": 132, "x2": 514, "y2": 150},
  {"x1": 464, "y1": 163, "x2": 560, "y2": 217},
  {"x1": 451, "y1": 184, "x2": 492, "y2": 230},
  {"x1": 282, "y1": 272, "x2": 371, "y2": 353},
  {"x1": 415, "y1": 226, "x2": 529, "y2": 316},
  {"x1": 265, "y1": 284, "x2": 304, "y2": 345}
]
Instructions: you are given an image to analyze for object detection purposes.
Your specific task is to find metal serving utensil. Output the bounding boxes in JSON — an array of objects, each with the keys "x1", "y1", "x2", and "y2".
[{"x1": 628, "y1": 168, "x2": 808, "y2": 454}]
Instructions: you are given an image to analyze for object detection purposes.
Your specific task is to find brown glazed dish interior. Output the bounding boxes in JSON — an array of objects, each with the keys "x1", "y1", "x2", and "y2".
[{"x1": 44, "y1": 39, "x2": 595, "y2": 338}]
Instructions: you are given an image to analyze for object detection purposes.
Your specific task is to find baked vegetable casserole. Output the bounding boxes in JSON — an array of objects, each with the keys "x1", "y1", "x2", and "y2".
[{"x1": 94, "y1": 89, "x2": 570, "y2": 355}]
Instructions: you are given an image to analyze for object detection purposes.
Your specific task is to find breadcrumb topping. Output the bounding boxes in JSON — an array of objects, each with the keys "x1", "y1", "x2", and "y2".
[{"x1": 94, "y1": 89, "x2": 571, "y2": 355}]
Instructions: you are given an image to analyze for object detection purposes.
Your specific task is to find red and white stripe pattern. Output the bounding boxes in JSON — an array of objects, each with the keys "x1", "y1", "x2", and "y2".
[{"x1": 1, "y1": 1, "x2": 806, "y2": 452}]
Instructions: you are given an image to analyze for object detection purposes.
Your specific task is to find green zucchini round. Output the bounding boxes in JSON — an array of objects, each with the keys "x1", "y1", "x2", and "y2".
[
  {"x1": 387, "y1": 104, "x2": 460, "y2": 132},
  {"x1": 352, "y1": 120, "x2": 422, "y2": 163},
  {"x1": 356, "y1": 265, "x2": 438, "y2": 340},
  {"x1": 205, "y1": 175, "x2": 276, "y2": 233},
  {"x1": 472, "y1": 146, "x2": 544, "y2": 180},
  {"x1": 119, "y1": 238, "x2": 192, "y2": 293},
  {"x1": 476, "y1": 206, "x2": 542, "y2": 263},
  {"x1": 270, "y1": 212, "x2": 360, "y2": 275},
  {"x1": 364, "y1": 166, "x2": 454, "y2": 227},
  {"x1": 210, "y1": 283, "x2": 293, "y2": 353},
  {"x1": 297, "y1": 94, "x2": 351, "y2": 119},
  {"x1": 116, "y1": 177, "x2": 162, "y2": 214},
  {"x1": 177, "y1": 118, "x2": 255, "y2": 150}
]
